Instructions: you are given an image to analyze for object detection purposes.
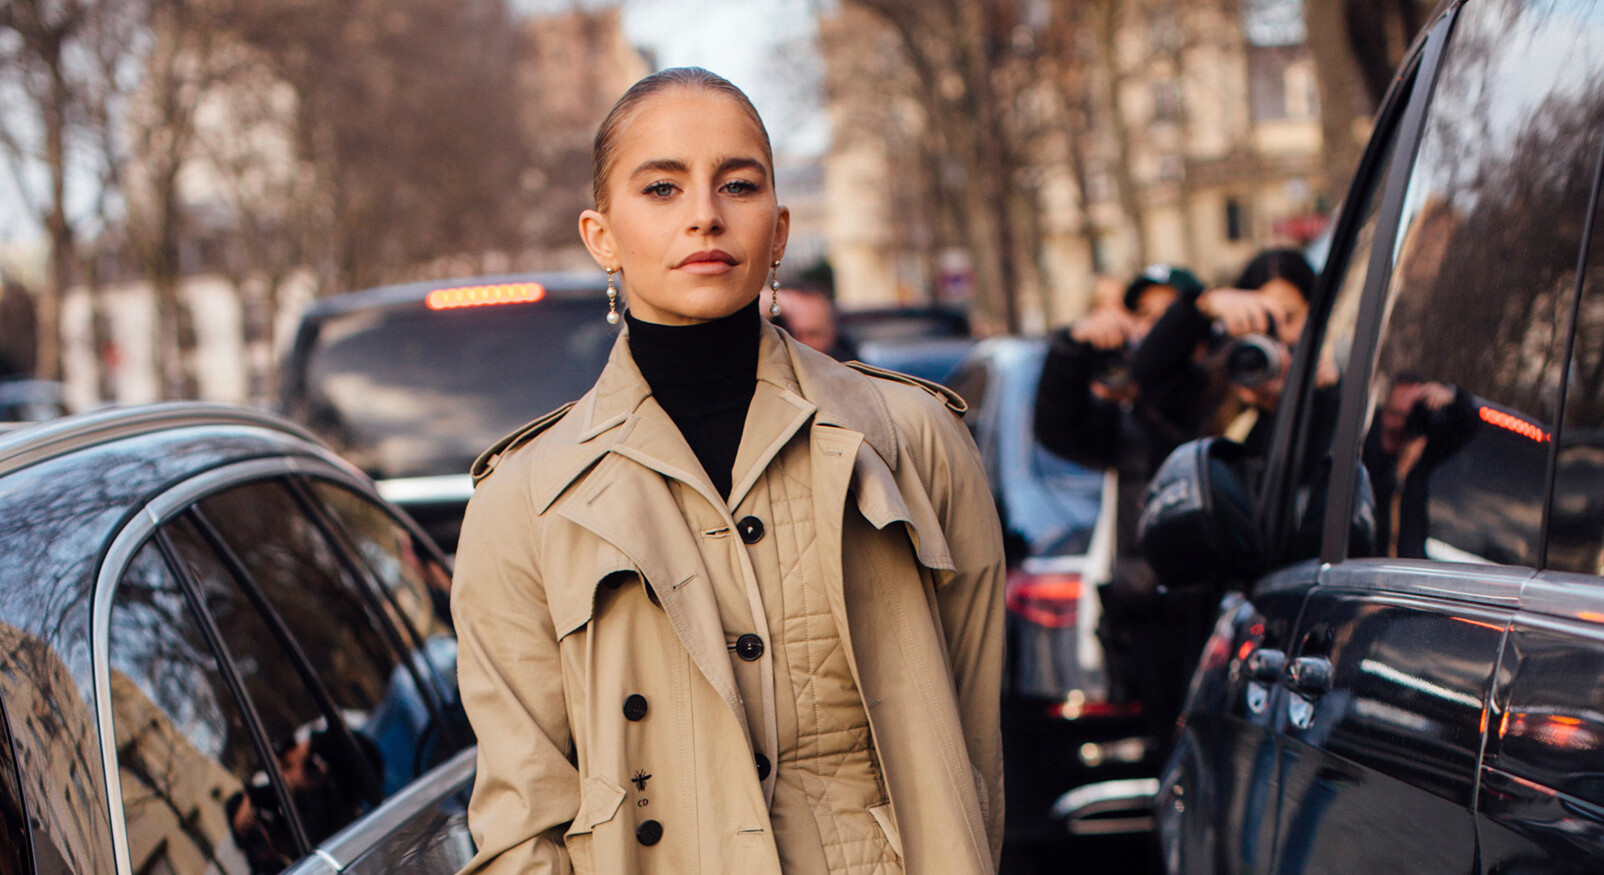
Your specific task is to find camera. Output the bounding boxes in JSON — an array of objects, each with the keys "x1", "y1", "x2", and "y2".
[
  {"x1": 1224, "y1": 334, "x2": 1286, "y2": 388},
  {"x1": 1090, "y1": 342, "x2": 1137, "y2": 391}
]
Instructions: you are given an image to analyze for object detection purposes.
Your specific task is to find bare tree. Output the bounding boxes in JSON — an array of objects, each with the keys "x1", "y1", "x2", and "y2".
[
  {"x1": 841, "y1": 0, "x2": 1038, "y2": 334},
  {"x1": 0, "y1": 0, "x2": 137, "y2": 381}
]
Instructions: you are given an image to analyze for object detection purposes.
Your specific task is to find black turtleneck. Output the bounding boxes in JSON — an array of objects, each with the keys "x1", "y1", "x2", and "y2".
[{"x1": 625, "y1": 298, "x2": 761, "y2": 500}]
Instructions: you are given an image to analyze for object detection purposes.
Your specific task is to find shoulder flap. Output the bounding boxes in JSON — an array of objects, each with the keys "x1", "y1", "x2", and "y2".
[
  {"x1": 471, "y1": 400, "x2": 578, "y2": 485},
  {"x1": 844, "y1": 361, "x2": 967, "y2": 415}
]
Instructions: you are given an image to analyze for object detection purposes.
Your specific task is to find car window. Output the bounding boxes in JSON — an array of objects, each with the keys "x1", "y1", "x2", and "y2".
[
  {"x1": 109, "y1": 541, "x2": 301, "y2": 875},
  {"x1": 196, "y1": 481, "x2": 446, "y2": 798},
  {"x1": 306, "y1": 480, "x2": 452, "y2": 641},
  {"x1": 1274, "y1": 71, "x2": 1409, "y2": 561},
  {"x1": 163, "y1": 514, "x2": 377, "y2": 847},
  {"x1": 305, "y1": 479, "x2": 470, "y2": 753},
  {"x1": 1551, "y1": 193, "x2": 1604, "y2": 573},
  {"x1": 1353, "y1": 0, "x2": 1604, "y2": 565},
  {"x1": 295, "y1": 299, "x2": 616, "y2": 480},
  {"x1": 0, "y1": 693, "x2": 28, "y2": 875}
]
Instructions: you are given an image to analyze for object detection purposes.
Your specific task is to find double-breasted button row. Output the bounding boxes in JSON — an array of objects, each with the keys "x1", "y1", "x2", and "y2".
[{"x1": 736, "y1": 516, "x2": 765, "y2": 544}]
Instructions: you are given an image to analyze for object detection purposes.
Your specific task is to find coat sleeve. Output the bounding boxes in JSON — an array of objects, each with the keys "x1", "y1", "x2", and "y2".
[
  {"x1": 451, "y1": 464, "x2": 580, "y2": 874},
  {"x1": 1034, "y1": 328, "x2": 1123, "y2": 467},
  {"x1": 910, "y1": 402, "x2": 1009, "y2": 867}
]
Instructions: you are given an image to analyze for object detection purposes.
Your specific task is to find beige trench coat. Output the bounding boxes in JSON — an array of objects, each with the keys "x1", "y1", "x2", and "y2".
[{"x1": 452, "y1": 322, "x2": 1006, "y2": 874}]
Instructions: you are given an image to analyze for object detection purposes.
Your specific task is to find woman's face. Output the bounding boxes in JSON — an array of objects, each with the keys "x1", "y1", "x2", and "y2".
[
  {"x1": 1258, "y1": 277, "x2": 1309, "y2": 344},
  {"x1": 580, "y1": 88, "x2": 789, "y2": 325}
]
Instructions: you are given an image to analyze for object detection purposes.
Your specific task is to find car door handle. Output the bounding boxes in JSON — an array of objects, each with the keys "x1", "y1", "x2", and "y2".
[
  {"x1": 1245, "y1": 648, "x2": 1286, "y2": 683},
  {"x1": 1284, "y1": 656, "x2": 1334, "y2": 696}
]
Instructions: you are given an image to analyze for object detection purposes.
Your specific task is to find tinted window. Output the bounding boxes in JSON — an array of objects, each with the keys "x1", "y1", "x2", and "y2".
[
  {"x1": 109, "y1": 542, "x2": 299, "y2": 875},
  {"x1": 1552, "y1": 187, "x2": 1604, "y2": 573},
  {"x1": 1276, "y1": 64, "x2": 1410, "y2": 560},
  {"x1": 0, "y1": 694, "x2": 28, "y2": 875},
  {"x1": 296, "y1": 299, "x2": 616, "y2": 479},
  {"x1": 198, "y1": 482, "x2": 442, "y2": 796},
  {"x1": 163, "y1": 516, "x2": 376, "y2": 846},
  {"x1": 306, "y1": 480, "x2": 470, "y2": 754},
  {"x1": 1356, "y1": 0, "x2": 1604, "y2": 565}
]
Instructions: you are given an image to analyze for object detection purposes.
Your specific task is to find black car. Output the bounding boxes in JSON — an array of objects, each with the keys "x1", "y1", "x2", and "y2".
[
  {"x1": 947, "y1": 339, "x2": 1161, "y2": 867},
  {"x1": 1146, "y1": 0, "x2": 1604, "y2": 870},
  {"x1": 0, "y1": 404, "x2": 475, "y2": 874},
  {"x1": 280, "y1": 272, "x2": 614, "y2": 554}
]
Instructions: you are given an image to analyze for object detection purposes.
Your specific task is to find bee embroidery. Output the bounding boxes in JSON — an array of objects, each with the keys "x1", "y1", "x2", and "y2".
[{"x1": 632, "y1": 770, "x2": 652, "y2": 791}]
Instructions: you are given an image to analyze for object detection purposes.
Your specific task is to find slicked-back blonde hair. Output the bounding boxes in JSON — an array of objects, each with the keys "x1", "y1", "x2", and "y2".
[{"x1": 591, "y1": 67, "x2": 774, "y2": 212}]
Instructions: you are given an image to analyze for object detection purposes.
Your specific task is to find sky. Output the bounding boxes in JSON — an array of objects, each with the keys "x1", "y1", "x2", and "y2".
[{"x1": 522, "y1": 0, "x2": 830, "y2": 157}]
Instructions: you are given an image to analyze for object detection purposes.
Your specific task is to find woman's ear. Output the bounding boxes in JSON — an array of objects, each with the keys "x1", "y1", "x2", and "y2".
[
  {"x1": 579, "y1": 209, "x2": 617, "y2": 268},
  {"x1": 770, "y1": 205, "x2": 791, "y2": 264}
]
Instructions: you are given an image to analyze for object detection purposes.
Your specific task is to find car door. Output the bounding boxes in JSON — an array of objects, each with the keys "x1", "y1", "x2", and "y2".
[
  {"x1": 1477, "y1": 158, "x2": 1604, "y2": 872},
  {"x1": 100, "y1": 460, "x2": 476, "y2": 875},
  {"x1": 1266, "y1": 0, "x2": 1604, "y2": 869}
]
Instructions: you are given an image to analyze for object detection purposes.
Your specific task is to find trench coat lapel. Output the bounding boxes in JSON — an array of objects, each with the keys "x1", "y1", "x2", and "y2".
[
  {"x1": 550, "y1": 333, "x2": 752, "y2": 738},
  {"x1": 727, "y1": 330, "x2": 818, "y2": 510}
]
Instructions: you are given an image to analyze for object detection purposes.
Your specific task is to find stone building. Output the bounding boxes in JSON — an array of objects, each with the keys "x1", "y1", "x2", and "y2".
[{"x1": 820, "y1": 0, "x2": 1332, "y2": 328}]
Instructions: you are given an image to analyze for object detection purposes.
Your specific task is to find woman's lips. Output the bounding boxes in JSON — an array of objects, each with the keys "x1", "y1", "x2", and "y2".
[{"x1": 675, "y1": 250, "x2": 737, "y2": 275}]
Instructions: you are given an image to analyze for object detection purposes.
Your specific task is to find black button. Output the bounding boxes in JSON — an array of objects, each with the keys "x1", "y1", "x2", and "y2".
[
  {"x1": 636, "y1": 819, "x2": 663, "y2": 846},
  {"x1": 623, "y1": 694, "x2": 648, "y2": 721},
  {"x1": 755, "y1": 752, "x2": 771, "y2": 781},
  {"x1": 735, "y1": 634, "x2": 765, "y2": 661},
  {"x1": 737, "y1": 516, "x2": 765, "y2": 544}
]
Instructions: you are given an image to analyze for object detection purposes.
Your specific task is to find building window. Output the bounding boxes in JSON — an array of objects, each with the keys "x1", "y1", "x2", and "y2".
[{"x1": 1225, "y1": 198, "x2": 1247, "y2": 242}]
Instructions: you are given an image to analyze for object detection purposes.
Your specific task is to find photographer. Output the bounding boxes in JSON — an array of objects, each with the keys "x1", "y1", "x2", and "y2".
[
  {"x1": 1361, "y1": 375, "x2": 1478, "y2": 558},
  {"x1": 1131, "y1": 249, "x2": 1316, "y2": 459},
  {"x1": 1032, "y1": 265, "x2": 1192, "y2": 713}
]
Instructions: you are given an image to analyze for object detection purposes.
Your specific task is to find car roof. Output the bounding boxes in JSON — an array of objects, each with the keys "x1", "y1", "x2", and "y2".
[
  {"x1": 299, "y1": 270, "x2": 609, "y2": 321},
  {"x1": 0, "y1": 402, "x2": 326, "y2": 478}
]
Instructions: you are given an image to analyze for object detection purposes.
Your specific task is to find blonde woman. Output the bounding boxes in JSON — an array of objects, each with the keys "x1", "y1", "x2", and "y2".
[{"x1": 452, "y1": 67, "x2": 1005, "y2": 875}]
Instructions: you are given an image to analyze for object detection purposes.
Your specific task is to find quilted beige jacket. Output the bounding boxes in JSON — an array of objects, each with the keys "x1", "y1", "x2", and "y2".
[{"x1": 451, "y1": 321, "x2": 1006, "y2": 874}]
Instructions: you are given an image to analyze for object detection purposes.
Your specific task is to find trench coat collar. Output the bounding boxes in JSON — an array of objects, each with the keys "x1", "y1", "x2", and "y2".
[{"x1": 571, "y1": 318, "x2": 900, "y2": 476}]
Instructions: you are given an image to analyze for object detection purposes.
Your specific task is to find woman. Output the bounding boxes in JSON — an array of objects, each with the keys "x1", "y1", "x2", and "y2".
[{"x1": 452, "y1": 68, "x2": 1006, "y2": 875}]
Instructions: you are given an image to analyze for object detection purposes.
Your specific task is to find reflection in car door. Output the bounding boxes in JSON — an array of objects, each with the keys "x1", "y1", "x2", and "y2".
[
  {"x1": 1479, "y1": 573, "x2": 1604, "y2": 871},
  {"x1": 1270, "y1": 562, "x2": 1517, "y2": 874},
  {"x1": 1160, "y1": 565, "x2": 1311, "y2": 875}
]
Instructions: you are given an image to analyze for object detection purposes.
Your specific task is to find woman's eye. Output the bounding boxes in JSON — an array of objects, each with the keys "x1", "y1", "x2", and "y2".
[
  {"x1": 723, "y1": 179, "x2": 759, "y2": 195},
  {"x1": 643, "y1": 181, "x2": 676, "y2": 198}
]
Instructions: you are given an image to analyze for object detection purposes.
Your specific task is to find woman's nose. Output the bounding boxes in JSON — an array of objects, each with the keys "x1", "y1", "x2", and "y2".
[{"x1": 687, "y1": 187, "x2": 724, "y2": 234}]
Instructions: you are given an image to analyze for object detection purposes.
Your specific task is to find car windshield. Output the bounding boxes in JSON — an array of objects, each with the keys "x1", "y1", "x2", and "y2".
[{"x1": 298, "y1": 299, "x2": 616, "y2": 479}]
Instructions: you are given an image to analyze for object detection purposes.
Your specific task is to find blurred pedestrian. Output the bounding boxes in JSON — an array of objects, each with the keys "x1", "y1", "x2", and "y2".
[
  {"x1": 772, "y1": 281, "x2": 859, "y2": 361},
  {"x1": 452, "y1": 67, "x2": 1006, "y2": 875},
  {"x1": 1032, "y1": 264, "x2": 1194, "y2": 720}
]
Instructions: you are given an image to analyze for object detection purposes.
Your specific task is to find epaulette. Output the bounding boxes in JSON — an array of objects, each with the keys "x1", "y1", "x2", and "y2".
[
  {"x1": 470, "y1": 400, "x2": 578, "y2": 485},
  {"x1": 844, "y1": 361, "x2": 968, "y2": 415}
]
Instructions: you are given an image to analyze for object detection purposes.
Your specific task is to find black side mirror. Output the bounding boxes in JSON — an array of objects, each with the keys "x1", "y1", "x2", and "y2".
[{"x1": 1137, "y1": 437, "x2": 1262, "y2": 587}]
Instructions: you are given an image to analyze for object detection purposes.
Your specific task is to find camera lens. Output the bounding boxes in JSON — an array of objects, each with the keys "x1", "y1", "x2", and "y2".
[{"x1": 1226, "y1": 335, "x2": 1283, "y2": 388}]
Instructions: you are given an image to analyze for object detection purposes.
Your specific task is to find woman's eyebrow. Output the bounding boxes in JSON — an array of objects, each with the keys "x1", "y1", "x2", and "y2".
[
  {"x1": 630, "y1": 158, "x2": 689, "y2": 177},
  {"x1": 716, "y1": 156, "x2": 768, "y2": 180}
]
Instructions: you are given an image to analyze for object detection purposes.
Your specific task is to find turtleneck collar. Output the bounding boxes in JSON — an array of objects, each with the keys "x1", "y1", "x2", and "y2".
[
  {"x1": 625, "y1": 297, "x2": 761, "y2": 387},
  {"x1": 623, "y1": 297, "x2": 762, "y2": 499}
]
